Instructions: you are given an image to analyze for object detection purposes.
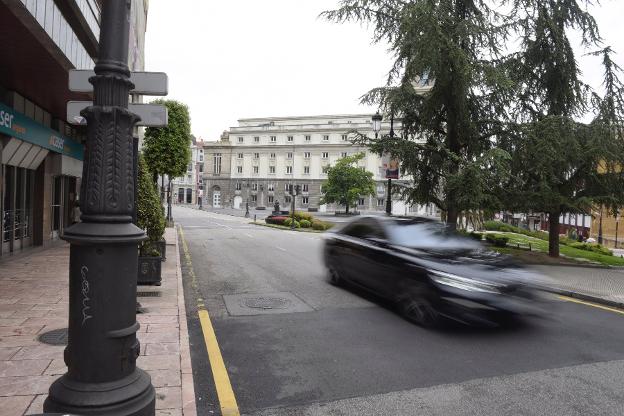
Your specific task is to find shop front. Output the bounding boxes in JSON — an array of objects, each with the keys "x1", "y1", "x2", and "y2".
[{"x1": 0, "y1": 102, "x2": 83, "y2": 257}]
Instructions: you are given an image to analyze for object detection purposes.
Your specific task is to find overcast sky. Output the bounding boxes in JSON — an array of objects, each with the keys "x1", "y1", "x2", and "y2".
[{"x1": 145, "y1": 0, "x2": 624, "y2": 141}]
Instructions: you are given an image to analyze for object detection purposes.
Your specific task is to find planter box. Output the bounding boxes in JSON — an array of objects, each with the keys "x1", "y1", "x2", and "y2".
[
  {"x1": 138, "y1": 256, "x2": 162, "y2": 285},
  {"x1": 156, "y1": 239, "x2": 166, "y2": 261}
]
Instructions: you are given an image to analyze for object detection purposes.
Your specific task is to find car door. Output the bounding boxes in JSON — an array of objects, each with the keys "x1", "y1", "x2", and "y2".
[
  {"x1": 337, "y1": 219, "x2": 376, "y2": 287},
  {"x1": 358, "y1": 219, "x2": 400, "y2": 298}
]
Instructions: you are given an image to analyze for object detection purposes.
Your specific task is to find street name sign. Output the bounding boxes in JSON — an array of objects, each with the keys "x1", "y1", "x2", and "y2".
[
  {"x1": 69, "y1": 70, "x2": 168, "y2": 95},
  {"x1": 67, "y1": 101, "x2": 168, "y2": 127}
]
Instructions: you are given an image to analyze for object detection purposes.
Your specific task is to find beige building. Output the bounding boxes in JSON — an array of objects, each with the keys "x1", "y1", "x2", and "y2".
[{"x1": 202, "y1": 114, "x2": 434, "y2": 215}]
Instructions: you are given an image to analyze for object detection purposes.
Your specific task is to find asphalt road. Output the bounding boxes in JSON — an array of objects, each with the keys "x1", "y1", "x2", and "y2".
[{"x1": 175, "y1": 206, "x2": 624, "y2": 416}]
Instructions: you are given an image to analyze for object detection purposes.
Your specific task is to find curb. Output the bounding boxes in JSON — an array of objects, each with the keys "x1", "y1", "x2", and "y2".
[{"x1": 536, "y1": 285, "x2": 624, "y2": 309}]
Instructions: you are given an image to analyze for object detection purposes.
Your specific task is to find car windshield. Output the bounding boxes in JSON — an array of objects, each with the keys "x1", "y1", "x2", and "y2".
[{"x1": 387, "y1": 221, "x2": 481, "y2": 251}]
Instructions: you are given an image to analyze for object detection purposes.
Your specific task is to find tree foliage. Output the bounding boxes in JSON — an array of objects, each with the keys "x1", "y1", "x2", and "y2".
[
  {"x1": 323, "y1": 0, "x2": 515, "y2": 229},
  {"x1": 137, "y1": 153, "x2": 165, "y2": 256},
  {"x1": 143, "y1": 99, "x2": 192, "y2": 179},
  {"x1": 320, "y1": 153, "x2": 376, "y2": 213},
  {"x1": 502, "y1": 1, "x2": 624, "y2": 256}
]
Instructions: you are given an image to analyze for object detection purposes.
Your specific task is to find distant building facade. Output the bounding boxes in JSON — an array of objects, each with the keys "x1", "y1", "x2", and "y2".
[
  {"x1": 201, "y1": 114, "x2": 435, "y2": 215},
  {"x1": 171, "y1": 136, "x2": 204, "y2": 205}
]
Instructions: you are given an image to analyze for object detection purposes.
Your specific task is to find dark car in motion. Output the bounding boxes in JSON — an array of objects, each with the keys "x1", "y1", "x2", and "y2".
[{"x1": 323, "y1": 216, "x2": 546, "y2": 327}]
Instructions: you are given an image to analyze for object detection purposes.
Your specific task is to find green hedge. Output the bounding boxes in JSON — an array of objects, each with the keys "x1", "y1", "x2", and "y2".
[
  {"x1": 312, "y1": 220, "x2": 333, "y2": 231},
  {"x1": 300, "y1": 219, "x2": 311, "y2": 228},
  {"x1": 483, "y1": 221, "x2": 549, "y2": 242},
  {"x1": 485, "y1": 234, "x2": 509, "y2": 247},
  {"x1": 294, "y1": 211, "x2": 314, "y2": 222},
  {"x1": 137, "y1": 154, "x2": 165, "y2": 256},
  {"x1": 568, "y1": 242, "x2": 613, "y2": 256}
]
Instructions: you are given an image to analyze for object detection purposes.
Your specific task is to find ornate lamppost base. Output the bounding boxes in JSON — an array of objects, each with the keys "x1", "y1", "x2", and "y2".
[{"x1": 44, "y1": 369, "x2": 155, "y2": 415}]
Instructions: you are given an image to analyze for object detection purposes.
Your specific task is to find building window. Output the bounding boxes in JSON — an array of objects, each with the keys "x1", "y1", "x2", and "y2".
[
  {"x1": 238, "y1": 153, "x2": 243, "y2": 159},
  {"x1": 199, "y1": 154, "x2": 204, "y2": 161},
  {"x1": 188, "y1": 163, "x2": 192, "y2": 172},
  {"x1": 287, "y1": 135, "x2": 293, "y2": 142},
  {"x1": 251, "y1": 195, "x2": 257, "y2": 202},
  {"x1": 322, "y1": 152, "x2": 329, "y2": 159},
  {"x1": 302, "y1": 196, "x2": 309, "y2": 205},
  {"x1": 236, "y1": 182, "x2": 242, "y2": 190},
  {"x1": 377, "y1": 199, "x2": 385, "y2": 207},
  {"x1": 253, "y1": 166, "x2": 259, "y2": 174},
  {"x1": 360, "y1": 166, "x2": 366, "y2": 172},
  {"x1": 269, "y1": 166, "x2": 276, "y2": 174},
  {"x1": 187, "y1": 175, "x2": 192, "y2": 183},
  {"x1": 285, "y1": 183, "x2": 290, "y2": 191},
  {"x1": 303, "y1": 184, "x2": 309, "y2": 192},
  {"x1": 287, "y1": 152, "x2": 293, "y2": 159},
  {"x1": 254, "y1": 136, "x2": 260, "y2": 143},
  {"x1": 199, "y1": 164, "x2": 204, "y2": 172},
  {"x1": 270, "y1": 152, "x2": 276, "y2": 158},
  {"x1": 254, "y1": 152, "x2": 260, "y2": 159},
  {"x1": 358, "y1": 198, "x2": 365, "y2": 206},
  {"x1": 238, "y1": 136, "x2": 244, "y2": 143},
  {"x1": 305, "y1": 135, "x2": 311, "y2": 141},
  {"x1": 285, "y1": 195, "x2": 291, "y2": 203},
  {"x1": 268, "y1": 183, "x2": 275, "y2": 191},
  {"x1": 322, "y1": 166, "x2": 329, "y2": 174},
  {"x1": 237, "y1": 166, "x2": 243, "y2": 174},
  {"x1": 252, "y1": 183, "x2": 258, "y2": 191},
  {"x1": 341, "y1": 152, "x2": 348, "y2": 158},
  {"x1": 213, "y1": 153, "x2": 222, "y2": 174},
  {"x1": 286, "y1": 166, "x2": 293, "y2": 174},
  {"x1": 304, "y1": 152, "x2": 311, "y2": 158},
  {"x1": 341, "y1": 134, "x2": 348, "y2": 141},
  {"x1": 377, "y1": 184, "x2": 385, "y2": 193},
  {"x1": 304, "y1": 166, "x2": 310, "y2": 174},
  {"x1": 270, "y1": 136, "x2": 276, "y2": 142},
  {"x1": 323, "y1": 135, "x2": 329, "y2": 141},
  {"x1": 268, "y1": 195, "x2": 274, "y2": 203}
]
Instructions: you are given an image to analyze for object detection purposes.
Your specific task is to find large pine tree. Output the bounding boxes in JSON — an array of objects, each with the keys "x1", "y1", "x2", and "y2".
[
  {"x1": 504, "y1": 1, "x2": 624, "y2": 256},
  {"x1": 323, "y1": 0, "x2": 515, "y2": 229}
]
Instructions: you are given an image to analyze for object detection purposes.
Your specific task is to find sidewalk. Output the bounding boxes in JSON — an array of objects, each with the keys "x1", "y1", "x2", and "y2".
[
  {"x1": 533, "y1": 265, "x2": 624, "y2": 308},
  {"x1": 0, "y1": 227, "x2": 196, "y2": 416}
]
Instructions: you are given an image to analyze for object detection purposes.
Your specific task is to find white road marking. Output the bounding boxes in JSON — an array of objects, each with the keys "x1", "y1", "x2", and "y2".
[{"x1": 275, "y1": 246, "x2": 287, "y2": 252}]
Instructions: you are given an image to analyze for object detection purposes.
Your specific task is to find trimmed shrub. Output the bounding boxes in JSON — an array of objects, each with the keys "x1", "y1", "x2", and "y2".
[
  {"x1": 485, "y1": 234, "x2": 509, "y2": 247},
  {"x1": 311, "y1": 220, "x2": 333, "y2": 231},
  {"x1": 569, "y1": 242, "x2": 613, "y2": 256},
  {"x1": 294, "y1": 211, "x2": 314, "y2": 222},
  {"x1": 469, "y1": 232, "x2": 483, "y2": 241},
  {"x1": 300, "y1": 219, "x2": 311, "y2": 228},
  {"x1": 137, "y1": 154, "x2": 165, "y2": 257},
  {"x1": 284, "y1": 218, "x2": 300, "y2": 228}
]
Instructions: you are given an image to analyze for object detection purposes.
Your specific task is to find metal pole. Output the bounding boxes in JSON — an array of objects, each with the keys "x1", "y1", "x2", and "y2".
[
  {"x1": 44, "y1": 1, "x2": 155, "y2": 414},
  {"x1": 598, "y1": 206, "x2": 604, "y2": 245},
  {"x1": 386, "y1": 178, "x2": 392, "y2": 215},
  {"x1": 291, "y1": 191, "x2": 296, "y2": 230}
]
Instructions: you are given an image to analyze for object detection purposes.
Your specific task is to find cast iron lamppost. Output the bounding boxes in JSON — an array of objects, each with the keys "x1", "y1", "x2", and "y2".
[
  {"x1": 44, "y1": 1, "x2": 155, "y2": 414},
  {"x1": 371, "y1": 111, "x2": 395, "y2": 215}
]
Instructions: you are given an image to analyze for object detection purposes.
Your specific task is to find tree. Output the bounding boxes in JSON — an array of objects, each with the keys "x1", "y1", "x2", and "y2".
[
  {"x1": 143, "y1": 99, "x2": 192, "y2": 220},
  {"x1": 323, "y1": 0, "x2": 515, "y2": 229},
  {"x1": 320, "y1": 153, "x2": 375, "y2": 214},
  {"x1": 503, "y1": 1, "x2": 624, "y2": 256}
]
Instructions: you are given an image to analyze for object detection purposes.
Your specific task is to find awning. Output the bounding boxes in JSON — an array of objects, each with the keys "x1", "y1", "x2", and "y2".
[{"x1": 1, "y1": 137, "x2": 49, "y2": 170}]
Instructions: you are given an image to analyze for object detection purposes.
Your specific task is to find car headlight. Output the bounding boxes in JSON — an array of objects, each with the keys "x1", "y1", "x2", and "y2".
[{"x1": 428, "y1": 270, "x2": 502, "y2": 294}]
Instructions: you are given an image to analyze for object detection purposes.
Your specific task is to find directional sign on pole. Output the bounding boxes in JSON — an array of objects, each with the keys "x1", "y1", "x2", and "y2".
[
  {"x1": 69, "y1": 70, "x2": 168, "y2": 95},
  {"x1": 67, "y1": 101, "x2": 168, "y2": 127}
]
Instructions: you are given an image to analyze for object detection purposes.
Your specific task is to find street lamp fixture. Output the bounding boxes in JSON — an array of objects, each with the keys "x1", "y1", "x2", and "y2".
[{"x1": 372, "y1": 111, "x2": 382, "y2": 138}]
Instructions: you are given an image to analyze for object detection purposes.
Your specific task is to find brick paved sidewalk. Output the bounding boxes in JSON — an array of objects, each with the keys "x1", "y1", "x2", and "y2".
[
  {"x1": 533, "y1": 265, "x2": 624, "y2": 308},
  {"x1": 0, "y1": 227, "x2": 196, "y2": 416}
]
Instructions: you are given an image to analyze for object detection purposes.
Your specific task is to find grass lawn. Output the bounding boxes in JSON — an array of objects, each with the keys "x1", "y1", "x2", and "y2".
[{"x1": 491, "y1": 232, "x2": 624, "y2": 266}]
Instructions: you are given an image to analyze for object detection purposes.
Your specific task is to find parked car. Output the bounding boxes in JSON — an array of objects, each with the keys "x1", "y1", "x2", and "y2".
[{"x1": 323, "y1": 216, "x2": 547, "y2": 327}]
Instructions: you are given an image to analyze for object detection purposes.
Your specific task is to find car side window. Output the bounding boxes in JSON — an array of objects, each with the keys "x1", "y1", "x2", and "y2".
[{"x1": 343, "y1": 222, "x2": 373, "y2": 239}]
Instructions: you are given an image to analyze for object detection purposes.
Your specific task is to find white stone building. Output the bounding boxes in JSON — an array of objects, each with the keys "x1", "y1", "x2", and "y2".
[
  {"x1": 171, "y1": 136, "x2": 204, "y2": 205},
  {"x1": 202, "y1": 114, "x2": 437, "y2": 216}
]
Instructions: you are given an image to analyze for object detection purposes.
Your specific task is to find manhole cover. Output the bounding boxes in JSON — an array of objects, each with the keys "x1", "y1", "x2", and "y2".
[
  {"x1": 242, "y1": 296, "x2": 291, "y2": 310},
  {"x1": 137, "y1": 291, "x2": 161, "y2": 297},
  {"x1": 38, "y1": 328, "x2": 68, "y2": 346}
]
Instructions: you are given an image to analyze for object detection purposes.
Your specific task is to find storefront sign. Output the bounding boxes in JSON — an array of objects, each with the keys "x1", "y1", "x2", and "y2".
[{"x1": 0, "y1": 102, "x2": 83, "y2": 160}]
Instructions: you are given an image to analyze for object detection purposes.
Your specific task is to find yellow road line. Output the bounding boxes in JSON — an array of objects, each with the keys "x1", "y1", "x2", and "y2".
[
  {"x1": 179, "y1": 226, "x2": 240, "y2": 416},
  {"x1": 558, "y1": 295, "x2": 624, "y2": 316}
]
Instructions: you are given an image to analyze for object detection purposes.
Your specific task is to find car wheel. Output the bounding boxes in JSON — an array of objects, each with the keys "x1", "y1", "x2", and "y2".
[
  {"x1": 399, "y1": 292, "x2": 439, "y2": 327},
  {"x1": 328, "y1": 266, "x2": 342, "y2": 286}
]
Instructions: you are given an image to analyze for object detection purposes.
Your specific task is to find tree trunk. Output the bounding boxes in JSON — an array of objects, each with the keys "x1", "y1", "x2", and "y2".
[
  {"x1": 548, "y1": 211, "x2": 561, "y2": 257},
  {"x1": 345, "y1": 203, "x2": 350, "y2": 214},
  {"x1": 446, "y1": 199, "x2": 459, "y2": 231}
]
